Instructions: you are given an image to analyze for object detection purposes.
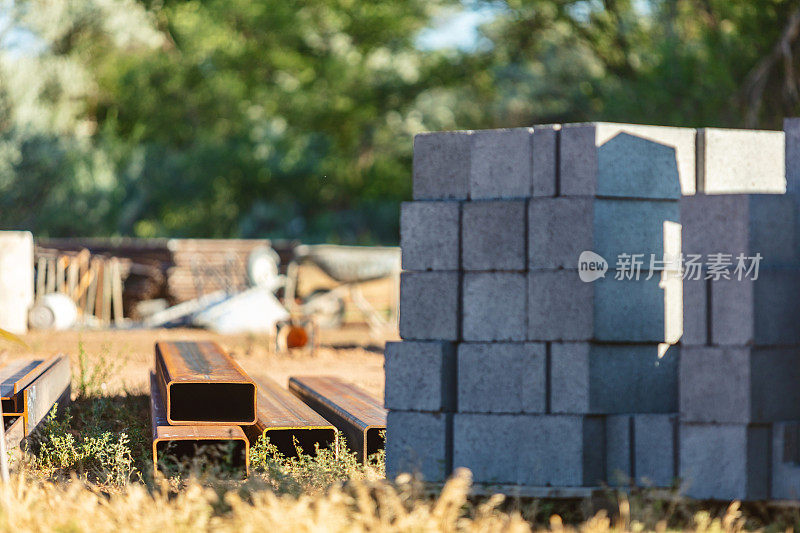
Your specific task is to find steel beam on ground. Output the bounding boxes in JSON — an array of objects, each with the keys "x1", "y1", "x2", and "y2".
[
  {"x1": 155, "y1": 341, "x2": 257, "y2": 425},
  {"x1": 0, "y1": 357, "x2": 58, "y2": 414},
  {"x1": 288, "y1": 376, "x2": 386, "y2": 463},
  {"x1": 246, "y1": 376, "x2": 337, "y2": 458},
  {"x1": 150, "y1": 373, "x2": 248, "y2": 477},
  {"x1": 21, "y1": 355, "x2": 71, "y2": 435}
]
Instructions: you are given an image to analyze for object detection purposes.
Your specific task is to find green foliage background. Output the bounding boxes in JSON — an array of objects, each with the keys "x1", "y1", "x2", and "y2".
[{"x1": 1, "y1": 0, "x2": 798, "y2": 243}]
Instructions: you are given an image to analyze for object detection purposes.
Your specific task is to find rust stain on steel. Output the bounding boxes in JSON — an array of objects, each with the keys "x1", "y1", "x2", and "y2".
[
  {"x1": 246, "y1": 376, "x2": 337, "y2": 457},
  {"x1": 288, "y1": 376, "x2": 386, "y2": 463},
  {"x1": 21, "y1": 355, "x2": 71, "y2": 435},
  {"x1": 150, "y1": 373, "x2": 249, "y2": 477},
  {"x1": 155, "y1": 341, "x2": 257, "y2": 425},
  {"x1": 0, "y1": 357, "x2": 57, "y2": 413}
]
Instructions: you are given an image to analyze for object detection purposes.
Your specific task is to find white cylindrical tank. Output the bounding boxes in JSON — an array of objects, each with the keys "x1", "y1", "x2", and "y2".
[{"x1": 0, "y1": 231, "x2": 34, "y2": 334}]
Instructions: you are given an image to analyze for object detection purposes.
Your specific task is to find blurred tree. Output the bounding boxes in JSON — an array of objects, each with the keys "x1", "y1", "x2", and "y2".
[
  {"x1": 3, "y1": 0, "x2": 800, "y2": 242},
  {"x1": 461, "y1": 0, "x2": 800, "y2": 130}
]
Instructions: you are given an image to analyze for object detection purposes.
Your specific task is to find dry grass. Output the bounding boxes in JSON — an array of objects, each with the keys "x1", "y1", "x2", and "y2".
[{"x1": 3, "y1": 337, "x2": 800, "y2": 531}]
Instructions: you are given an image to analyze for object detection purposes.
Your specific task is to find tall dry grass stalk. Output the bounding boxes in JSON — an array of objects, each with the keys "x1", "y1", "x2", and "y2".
[{"x1": 0, "y1": 467, "x2": 756, "y2": 533}]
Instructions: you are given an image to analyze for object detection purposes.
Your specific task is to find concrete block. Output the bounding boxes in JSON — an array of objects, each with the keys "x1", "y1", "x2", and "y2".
[
  {"x1": 681, "y1": 277, "x2": 707, "y2": 346},
  {"x1": 463, "y1": 273, "x2": 526, "y2": 341},
  {"x1": 457, "y1": 342, "x2": 546, "y2": 413},
  {"x1": 560, "y1": 123, "x2": 694, "y2": 197},
  {"x1": 698, "y1": 128, "x2": 785, "y2": 194},
  {"x1": 550, "y1": 342, "x2": 590, "y2": 414},
  {"x1": 605, "y1": 414, "x2": 677, "y2": 487},
  {"x1": 593, "y1": 275, "x2": 670, "y2": 343},
  {"x1": 469, "y1": 128, "x2": 533, "y2": 199},
  {"x1": 593, "y1": 199, "x2": 680, "y2": 266},
  {"x1": 528, "y1": 198, "x2": 680, "y2": 271},
  {"x1": 710, "y1": 269, "x2": 800, "y2": 346},
  {"x1": 453, "y1": 414, "x2": 604, "y2": 486},
  {"x1": 413, "y1": 131, "x2": 472, "y2": 200},
  {"x1": 550, "y1": 343, "x2": 677, "y2": 414},
  {"x1": 400, "y1": 272, "x2": 459, "y2": 341},
  {"x1": 771, "y1": 422, "x2": 800, "y2": 500},
  {"x1": 680, "y1": 346, "x2": 800, "y2": 423},
  {"x1": 386, "y1": 411, "x2": 451, "y2": 482},
  {"x1": 633, "y1": 415, "x2": 678, "y2": 487},
  {"x1": 681, "y1": 194, "x2": 798, "y2": 267},
  {"x1": 588, "y1": 344, "x2": 679, "y2": 414},
  {"x1": 0, "y1": 231, "x2": 33, "y2": 334},
  {"x1": 679, "y1": 423, "x2": 770, "y2": 501},
  {"x1": 462, "y1": 200, "x2": 526, "y2": 271},
  {"x1": 532, "y1": 125, "x2": 559, "y2": 197},
  {"x1": 528, "y1": 270, "x2": 593, "y2": 341},
  {"x1": 529, "y1": 270, "x2": 677, "y2": 343},
  {"x1": 529, "y1": 198, "x2": 593, "y2": 270},
  {"x1": 384, "y1": 341, "x2": 456, "y2": 412},
  {"x1": 400, "y1": 202, "x2": 460, "y2": 271},
  {"x1": 606, "y1": 415, "x2": 633, "y2": 486}
]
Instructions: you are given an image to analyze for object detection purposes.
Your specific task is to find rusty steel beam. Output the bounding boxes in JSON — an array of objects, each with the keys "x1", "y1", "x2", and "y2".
[
  {"x1": 155, "y1": 341, "x2": 257, "y2": 425},
  {"x1": 4, "y1": 416, "x2": 23, "y2": 454},
  {"x1": 246, "y1": 376, "x2": 337, "y2": 458},
  {"x1": 288, "y1": 376, "x2": 386, "y2": 463},
  {"x1": 0, "y1": 357, "x2": 58, "y2": 415},
  {"x1": 150, "y1": 373, "x2": 248, "y2": 476},
  {"x1": 21, "y1": 355, "x2": 71, "y2": 435}
]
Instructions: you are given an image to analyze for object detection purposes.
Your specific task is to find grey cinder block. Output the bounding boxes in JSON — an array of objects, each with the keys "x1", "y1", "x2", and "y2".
[
  {"x1": 679, "y1": 423, "x2": 770, "y2": 501},
  {"x1": 463, "y1": 272, "x2": 526, "y2": 341},
  {"x1": 588, "y1": 344, "x2": 679, "y2": 414},
  {"x1": 453, "y1": 414, "x2": 604, "y2": 486},
  {"x1": 593, "y1": 199, "x2": 680, "y2": 265},
  {"x1": 462, "y1": 200, "x2": 526, "y2": 271},
  {"x1": 633, "y1": 415, "x2": 678, "y2": 488},
  {"x1": 384, "y1": 341, "x2": 456, "y2": 412},
  {"x1": 593, "y1": 275, "x2": 671, "y2": 343},
  {"x1": 550, "y1": 343, "x2": 678, "y2": 414},
  {"x1": 681, "y1": 194, "x2": 798, "y2": 268},
  {"x1": 529, "y1": 271, "x2": 674, "y2": 343},
  {"x1": 400, "y1": 202, "x2": 460, "y2": 271},
  {"x1": 697, "y1": 128, "x2": 785, "y2": 194},
  {"x1": 399, "y1": 272, "x2": 459, "y2": 341},
  {"x1": 710, "y1": 269, "x2": 800, "y2": 346},
  {"x1": 413, "y1": 131, "x2": 472, "y2": 200},
  {"x1": 771, "y1": 422, "x2": 800, "y2": 500},
  {"x1": 605, "y1": 415, "x2": 633, "y2": 486},
  {"x1": 469, "y1": 128, "x2": 533, "y2": 199},
  {"x1": 681, "y1": 277, "x2": 707, "y2": 346},
  {"x1": 529, "y1": 197, "x2": 593, "y2": 270},
  {"x1": 532, "y1": 124, "x2": 559, "y2": 197},
  {"x1": 680, "y1": 346, "x2": 800, "y2": 424},
  {"x1": 457, "y1": 342, "x2": 546, "y2": 413},
  {"x1": 386, "y1": 411, "x2": 451, "y2": 482},
  {"x1": 528, "y1": 197, "x2": 680, "y2": 271},
  {"x1": 559, "y1": 123, "x2": 694, "y2": 197},
  {"x1": 605, "y1": 414, "x2": 677, "y2": 488},
  {"x1": 550, "y1": 342, "x2": 590, "y2": 414},
  {"x1": 528, "y1": 270, "x2": 593, "y2": 341}
]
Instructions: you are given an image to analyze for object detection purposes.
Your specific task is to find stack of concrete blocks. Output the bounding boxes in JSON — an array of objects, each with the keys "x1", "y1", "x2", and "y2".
[
  {"x1": 386, "y1": 121, "x2": 800, "y2": 500},
  {"x1": 387, "y1": 123, "x2": 692, "y2": 488},
  {"x1": 0, "y1": 231, "x2": 34, "y2": 334}
]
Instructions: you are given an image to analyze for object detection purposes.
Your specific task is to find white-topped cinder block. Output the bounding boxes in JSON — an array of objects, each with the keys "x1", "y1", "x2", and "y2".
[{"x1": 697, "y1": 128, "x2": 785, "y2": 194}]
